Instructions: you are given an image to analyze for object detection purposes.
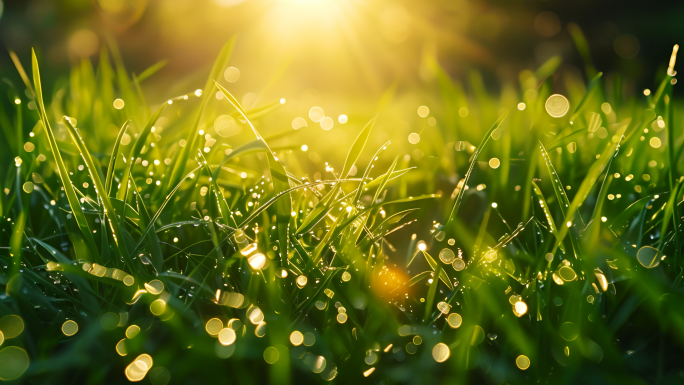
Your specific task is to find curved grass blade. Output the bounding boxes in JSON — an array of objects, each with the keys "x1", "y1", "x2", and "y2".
[
  {"x1": 351, "y1": 140, "x2": 391, "y2": 206},
  {"x1": 657, "y1": 180, "x2": 683, "y2": 252},
  {"x1": 538, "y1": 142, "x2": 583, "y2": 258},
  {"x1": 214, "y1": 81, "x2": 293, "y2": 268},
  {"x1": 30, "y1": 49, "x2": 101, "y2": 263},
  {"x1": 390, "y1": 271, "x2": 432, "y2": 294},
  {"x1": 116, "y1": 103, "x2": 167, "y2": 200},
  {"x1": 447, "y1": 111, "x2": 508, "y2": 224},
  {"x1": 569, "y1": 72, "x2": 603, "y2": 122},
  {"x1": 341, "y1": 115, "x2": 377, "y2": 179},
  {"x1": 420, "y1": 250, "x2": 453, "y2": 290},
  {"x1": 531, "y1": 181, "x2": 566, "y2": 254},
  {"x1": 62, "y1": 117, "x2": 133, "y2": 271},
  {"x1": 105, "y1": 119, "x2": 130, "y2": 196},
  {"x1": 130, "y1": 165, "x2": 203, "y2": 256},
  {"x1": 166, "y1": 37, "x2": 236, "y2": 191}
]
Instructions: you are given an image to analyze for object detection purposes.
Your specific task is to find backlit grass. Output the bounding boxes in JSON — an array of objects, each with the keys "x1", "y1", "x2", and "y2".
[{"x1": 1, "y1": 32, "x2": 684, "y2": 384}]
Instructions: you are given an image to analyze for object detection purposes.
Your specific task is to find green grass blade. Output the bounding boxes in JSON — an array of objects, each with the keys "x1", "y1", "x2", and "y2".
[
  {"x1": 420, "y1": 250, "x2": 453, "y2": 290},
  {"x1": 166, "y1": 37, "x2": 236, "y2": 191},
  {"x1": 341, "y1": 116, "x2": 377, "y2": 179},
  {"x1": 531, "y1": 181, "x2": 566, "y2": 254},
  {"x1": 535, "y1": 55, "x2": 562, "y2": 81},
  {"x1": 214, "y1": 80, "x2": 293, "y2": 268},
  {"x1": 30, "y1": 49, "x2": 101, "y2": 263},
  {"x1": 62, "y1": 117, "x2": 133, "y2": 271},
  {"x1": 105, "y1": 119, "x2": 130, "y2": 196},
  {"x1": 135, "y1": 59, "x2": 168, "y2": 84},
  {"x1": 538, "y1": 141, "x2": 584, "y2": 258},
  {"x1": 569, "y1": 72, "x2": 603, "y2": 122},
  {"x1": 115, "y1": 103, "x2": 167, "y2": 199},
  {"x1": 447, "y1": 111, "x2": 508, "y2": 224}
]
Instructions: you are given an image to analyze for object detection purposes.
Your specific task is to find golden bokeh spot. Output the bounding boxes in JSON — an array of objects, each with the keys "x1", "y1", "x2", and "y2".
[
  {"x1": 144, "y1": 280, "x2": 164, "y2": 295},
  {"x1": 408, "y1": 133, "x2": 420, "y2": 144},
  {"x1": 125, "y1": 354, "x2": 153, "y2": 382},
  {"x1": 417, "y1": 105, "x2": 429, "y2": 117},
  {"x1": 227, "y1": 318, "x2": 243, "y2": 331},
  {"x1": 150, "y1": 299, "x2": 166, "y2": 316},
  {"x1": 447, "y1": 313, "x2": 462, "y2": 328},
  {"x1": 516, "y1": 355, "x2": 531, "y2": 370},
  {"x1": 649, "y1": 137, "x2": 662, "y2": 148},
  {"x1": 248, "y1": 253, "x2": 267, "y2": 270},
  {"x1": 452, "y1": 258, "x2": 465, "y2": 271},
  {"x1": 637, "y1": 246, "x2": 660, "y2": 268},
  {"x1": 255, "y1": 322, "x2": 267, "y2": 338},
  {"x1": 126, "y1": 325, "x2": 141, "y2": 339},
  {"x1": 312, "y1": 356, "x2": 327, "y2": 373},
  {"x1": 218, "y1": 328, "x2": 236, "y2": 346},
  {"x1": 247, "y1": 306, "x2": 264, "y2": 324},
  {"x1": 439, "y1": 248, "x2": 455, "y2": 264},
  {"x1": 123, "y1": 275, "x2": 135, "y2": 286},
  {"x1": 113, "y1": 98, "x2": 125, "y2": 109},
  {"x1": 309, "y1": 106, "x2": 325, "y2": 122},
  {"x1": 0, "y1": 315, "x2": 24, "y2": 338},
  {"x1": 513, "y1": 301, "x2": 528, "y2": 317},
  {"x1": 296, "y1": 275, "x2": 308, "y2": 288},
  {"x1": 224, "y1": 67, "x2": 240, "y2": 83},
  {"x1": 116, "y1": 339, "x2": 128, "y2": 356},
  {"x1": 290, "y1": 331, "x2": 304, "y2": 346},
  {"x1": 432, "y1": 343, "x2": 450, "y2": 362},
  {"x1": 558, "y1": 265, "x2": 577, "y2": 281},
  {"x1": 62, "y1": 320, "x2": 78, "y2": 336},
  {"x1": 205, "y1": 318, "x2": 223, "y2": 336},
  {"x1": 545, "y1": 94, "x2": 569, "y2": 118},
  {"x1": 0, "y1": 346, "x2": 30, "y2": 381},
  {"x1": 22, "y1": 182, "x2": 34, "y2": 193}
]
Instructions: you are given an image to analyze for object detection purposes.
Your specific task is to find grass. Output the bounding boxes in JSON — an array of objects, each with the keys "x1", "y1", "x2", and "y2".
[{"x1": 1, "y1": 30, "x2": 684, "y2": 385}]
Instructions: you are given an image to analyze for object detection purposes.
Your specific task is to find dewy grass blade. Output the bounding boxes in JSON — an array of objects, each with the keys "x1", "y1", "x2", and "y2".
[
  {"x1": 116, "y1": 103, "x2": 167, "y2": 200},
  {"x1": 538, "y1": 141, "x2": 584, "y2": 258},
  {"x1": 447, "y1": 111, "x2": 508, "y2": 225},
  {"x1": 531, "y1": 181, "x2": 566, "y2": 254},
  {"x1": 166, "y1": 37, "x2": 236, "y2": 192},
  {"x1": 214, "y1": 80, "x2": 293, "y2": 268},
  {"x1": 30, "y1": 49, "x2": 101, "y2": 263},
  {"x1": 130, "y1": 165, "x2": 202, "y2": 257},
  {"x1": 105, "y1": 119, "x2": 129, "y2": 196},
  {"x1": 340, "y1": 115, "x2": 378, "y2": 179},
  {"x1": 62, "y1": 117, "x2": 133, "y2": 272}
]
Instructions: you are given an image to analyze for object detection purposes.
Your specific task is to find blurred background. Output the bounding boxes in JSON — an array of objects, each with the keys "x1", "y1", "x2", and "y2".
[
  {"x1": 2, "y1": 0, "x2": 683, "y2": 101},
  {"x1": 2, "y1": 2, "x2": 684, "y2": 383},
  {"x1": 2, "y1": 0, "x2": 683, "y2": 234}
]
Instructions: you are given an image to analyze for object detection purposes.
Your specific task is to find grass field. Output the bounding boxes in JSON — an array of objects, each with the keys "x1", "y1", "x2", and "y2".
[{"x1": 1, "y1": 28, "x2": 684, "y2": 384}]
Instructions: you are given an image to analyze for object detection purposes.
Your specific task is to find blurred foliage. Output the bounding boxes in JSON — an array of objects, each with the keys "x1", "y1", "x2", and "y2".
[{"x1": 2, "y1": 1, "x2": 684, "y2": 384}]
